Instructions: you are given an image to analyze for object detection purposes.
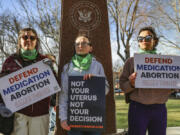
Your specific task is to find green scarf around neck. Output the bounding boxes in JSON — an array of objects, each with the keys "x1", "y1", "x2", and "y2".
[
  {"x1": 20, "y1": 48, "x2": 38, "y2": 60},
  {"x1": 139, "y1": 48, "x2": 157, "y2": 54},
  {"x1": 72, "y1": 54, "x2": 92, "y2": 70}
]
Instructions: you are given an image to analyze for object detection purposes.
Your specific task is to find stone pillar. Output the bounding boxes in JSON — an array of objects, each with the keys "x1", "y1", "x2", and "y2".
[{"x1": 57, "y1": 0, "x2": 116, "y2": 134}]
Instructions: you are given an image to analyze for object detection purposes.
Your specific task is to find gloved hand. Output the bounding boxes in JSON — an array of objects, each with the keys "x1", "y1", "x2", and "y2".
[
  {"x1": 43, "y1": 58, "x2": 53, "y2": 68},
  {"x1": 0, "y1": 103, "x2": 13, "y2": 118}
]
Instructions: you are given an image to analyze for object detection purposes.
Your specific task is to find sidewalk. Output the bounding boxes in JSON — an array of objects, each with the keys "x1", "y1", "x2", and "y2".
[
  {"x1": 116, "y1": 127, "x2": 180, "y2": 135},
  {"x1": 166, "y1": 127, "x2": 180, "y2": 135},
  {"x1": 1, "y1": 127, "x2": 180, "y2": 135}
]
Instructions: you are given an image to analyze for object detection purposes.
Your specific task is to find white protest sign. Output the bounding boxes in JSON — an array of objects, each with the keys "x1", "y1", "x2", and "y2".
[
  {"x1": 134, "y1": 53, "x2": 180, "y2": 89},
  {"x1": 0, "y1": 59, "x2": 61, "y2": 113}
]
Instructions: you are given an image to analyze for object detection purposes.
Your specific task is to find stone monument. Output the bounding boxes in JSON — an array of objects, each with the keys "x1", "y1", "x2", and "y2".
[{"x1": 57, "y1": 0, "x2": 116, "y2": 134}]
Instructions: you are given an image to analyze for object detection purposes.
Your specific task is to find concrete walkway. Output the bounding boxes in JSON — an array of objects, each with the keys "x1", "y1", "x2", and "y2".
[
  {"x1": 117, "y1": 127, "x2": 180, "y2": 135},
  {"x1": 0, "y1": 127, "x2": 180, "y2": 135},
  {"x1": 166, "y1": 127, "x2": 180, "y2": 135}
]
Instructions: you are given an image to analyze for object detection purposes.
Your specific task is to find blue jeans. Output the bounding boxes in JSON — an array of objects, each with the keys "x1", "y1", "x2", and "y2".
[
  {"x1": 128, "y1": 101, "x2": 167, "y2": 135},
  {"x1": 68, "y1": 130, "x2": 101, "y2": 135}
]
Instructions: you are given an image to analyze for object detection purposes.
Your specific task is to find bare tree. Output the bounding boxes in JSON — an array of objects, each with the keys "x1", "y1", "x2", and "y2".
[
  {"x1": 16, "y1": 0, "x2": 61, "y2": 54},
  {"x1": 113, "y1": 59, "x2": 122, "y2": 72},
  {"x1": 0, "y1": 0, "x2": 61, "y2": 69},
  {"x1": 107, "y1": 0, "x2": 179, "y2": 63},
  {"x1": 108, "y1": 0, "x2": 151, "y2": 63},
  {"x1": 0, "y1": 11, "x2": 22, "y2": 69},
  {"x1": 0, "y1": 13, "x2": 21, "y2": 56},
  {"x1": 149, "y1": 0, "x2": 180, "y2": 50}
]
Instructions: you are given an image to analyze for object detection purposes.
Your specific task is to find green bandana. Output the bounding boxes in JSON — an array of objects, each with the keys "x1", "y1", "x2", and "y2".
[
  {"x1": 72, "y1": 54, "x2": 92, "y2": 70},
  {"x1": 139, "y1": 48, "x2": 157, "y2": 54},
  {"x1": 20, "y1": 48, "x2": 38, "y2": 60}
]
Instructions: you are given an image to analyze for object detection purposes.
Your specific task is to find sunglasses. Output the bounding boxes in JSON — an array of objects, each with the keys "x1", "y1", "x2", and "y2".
[
  {"x1": 137, "y1": 35, "x2": 153, "y2": 42},
  {"x1": 21, "y1": 35, "x2": 37, "y2": 41},
  {"x1": 74, "y1": 42, "x2": 90, "y2": 46}
]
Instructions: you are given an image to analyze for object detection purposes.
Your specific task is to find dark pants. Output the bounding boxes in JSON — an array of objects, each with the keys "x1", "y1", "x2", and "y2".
[
  {"x1": 128, "y1": 101, "x2": 167, "y2": 135},
  {"x1": 68, "y1": 130, "x2": 101, "y2": 135}
]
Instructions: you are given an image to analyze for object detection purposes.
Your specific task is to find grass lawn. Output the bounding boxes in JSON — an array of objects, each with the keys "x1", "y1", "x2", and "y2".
[{"x1": 115, "y1": 94, "x2": 180, "y2": 129}]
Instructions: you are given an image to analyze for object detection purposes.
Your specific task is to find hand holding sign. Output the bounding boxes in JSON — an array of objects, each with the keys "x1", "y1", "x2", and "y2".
[
  {"x1": 61, "y1": 120, "x2": 71, "y2": 131},
  {"x1": 0, "y1": 103, "x2": 13, "y2": 118},
  {"x1": 128, "y1": 72, "x2": 137, "y2": 87},
  {"x1": 83, "y1": 74, "x2": 94, "y2": 80},
  {"x1": 43, "y1": 58, "x2": 53, "y2": 66}
]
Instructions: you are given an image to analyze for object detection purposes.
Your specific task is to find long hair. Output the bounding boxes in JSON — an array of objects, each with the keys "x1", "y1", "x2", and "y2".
[{"x1": 17, "y1": 28, "x2": 40, "y2": 54}]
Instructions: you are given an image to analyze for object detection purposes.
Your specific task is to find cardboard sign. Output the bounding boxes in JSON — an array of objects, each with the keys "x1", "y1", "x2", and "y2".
[
  {"x1": 0, "y1": 59, "x2": 61, "y2": 112},
  {"x1": 134, "y1": 53, "x2": 180, "y2": 89},
  {"x1": 68, "y1": 76, "x2": 105, "y2": 131}
]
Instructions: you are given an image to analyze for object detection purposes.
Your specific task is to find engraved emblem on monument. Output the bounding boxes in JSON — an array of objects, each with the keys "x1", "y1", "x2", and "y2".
[
  {"x1": 69, "y1": 1, "x2": 101, "y2": 31},
  {"x1": 78, "y1": 9, "x2": 92, "y2": 23}
]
